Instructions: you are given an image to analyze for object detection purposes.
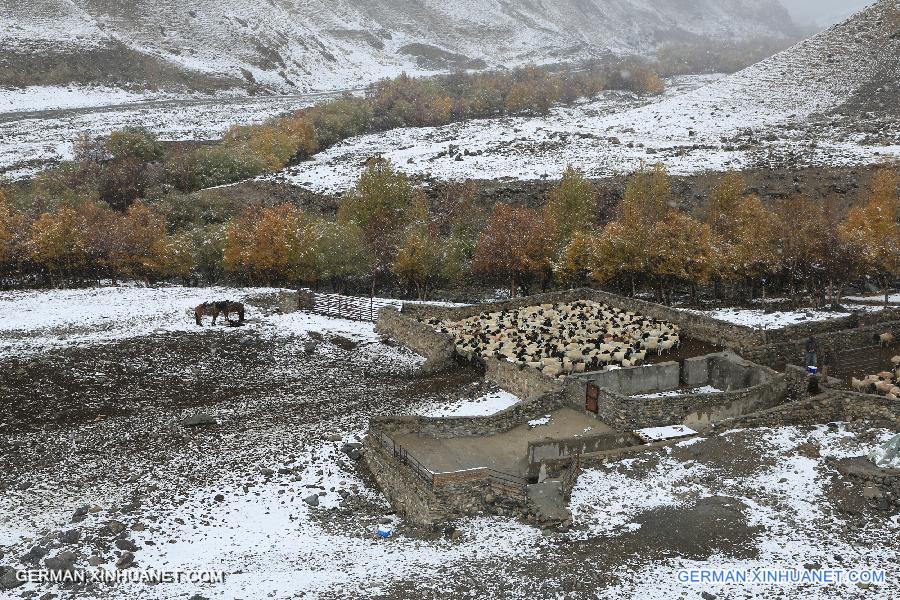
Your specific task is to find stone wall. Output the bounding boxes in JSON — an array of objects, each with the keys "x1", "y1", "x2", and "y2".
[
  {"x1": 362, "y1": 436, "x2": 449, "y2": 526},
  {"x1": 363, "y1": 437, "x2": 527, "y2": 526},
  {"x1": 297, "y1": 290, "x2": 316, "y2": 311},
  {"x1": 276, "y1": 290, "x2": 301, "y2": 313},
  {"x1": 375, "y1": 307, "x2": 457, "y2": 373},
  {"x1": 370, "y1": 391, "x2": 567, "y2": 440},
  {"x1": 484, "y1": 358, "x2": 564, "y2": 400},
  {"x1": 711, "y1": 387, "x2": 900, "y2": 431},
  {"x1": 761, "y1": 308, "x2": 900, "y2": 344},
  {"x1": 743, "y1": 320, "x2": 900, "y2": 369},
  {"x1": 831, "y1": 457, "x2": 900, "y2": 512}
]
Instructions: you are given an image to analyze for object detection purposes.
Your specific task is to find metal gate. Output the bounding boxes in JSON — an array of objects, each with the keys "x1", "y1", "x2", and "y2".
[{"x1": 586, "y1": 383, "x2": 600, "y2": 414}]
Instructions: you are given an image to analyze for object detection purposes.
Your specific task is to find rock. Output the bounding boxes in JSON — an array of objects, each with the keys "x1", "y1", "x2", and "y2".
[
  {"x1": 59, "y1": 529, "x2": 81, "y2": 545},
  {"x1": 106, "y1": 520, "x2": 126, "y2": 535},
  {"x1": 114, "y1": 539, "x2": 138, "y2": 552},
  {"x1": 862, "y1": 484, "x2": 883, "y2": 499},
  {"x1": 0, "y1": 567, "x2": 24, "y2": 590},
  {"x1": 378, "y1": 517, "x2": 392, "y2": 525},
  {"x1": 21, "y1": 545, "x2": 48, "y2": 564},
  {"x1": 348, "y1": 449, "x2": 361, "y2": 460},
  {"x1": 181, "y1": 414, "x2": 217, "y2": 427},
  {"x1": 329, "y1": 335, "x2": 358, "y2": 351},
  {"x1": 44, "y1": 551, "x2": 77, "y2": 573},
  {"x1": 188, "y1": 594, "x2": 210, "y2": 600},
  {"x1": 341, "y1": 442, "x2": 362, "y2": 455},
  {"x1": 115, "y1": 552, "x2": 135, "y2": 569},
  {"x1": 71, "y1": 505, "x2": 90, "y2": 523},
  {"x1": 213, "y1": 494, "x2": 225, "y2": 502},
  {"x1": 260, "y1": 467, "x2": 275, "y2": 477},
  {"x1": 701, "y1": 593, "x2": 717, "y2": 600},
  {"x1": 326, "y1": 434, "x2": 342, "y2": 442},
  {"x1": 130, "y1": 523, "x2": 145, "y2": 532},
  {"x1": 88, "y1": 556, "x2": 103, "y2": 567},
  {"x1": 302, "y1": 494, "x2": 320, "y2": 507},
  {"x1": 303, "y1": 340, "x2": 318, "y2": 355}
]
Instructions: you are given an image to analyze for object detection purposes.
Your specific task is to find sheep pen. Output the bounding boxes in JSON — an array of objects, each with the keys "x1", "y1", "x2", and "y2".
[{"x1": 424, "y1": 300, "x2": 681, "y2": 378}]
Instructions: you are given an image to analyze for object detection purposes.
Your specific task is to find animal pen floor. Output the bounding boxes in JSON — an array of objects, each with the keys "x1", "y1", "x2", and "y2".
[{"x1": 393, "y1": 408, "x2": 611, "y2": 478}]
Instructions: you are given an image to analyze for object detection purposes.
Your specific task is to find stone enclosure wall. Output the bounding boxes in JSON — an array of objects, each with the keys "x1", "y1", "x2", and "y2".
[
  {"x1": 375, "y1": 307, "x2": 457, "y2": 373},
  {"x1": 831, "y1": 457, "x2": 900, "y2": 512},
  {"x1": 564, "y1": 351, "x2": 787, "y2": 430},
  {"x1": 484, "y1": 357, "x2": 564, "y2": 401},
  {"x1": 369, "y1": 391, "x2": 567, "y2": 440},
  {"x1": 742, "y1": 318, "x2": 900, "y2": 369}
]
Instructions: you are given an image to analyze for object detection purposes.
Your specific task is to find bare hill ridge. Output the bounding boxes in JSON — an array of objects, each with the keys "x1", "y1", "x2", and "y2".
[{"x1": 0, "y1": 0, "x2": 797, "y2": 91}]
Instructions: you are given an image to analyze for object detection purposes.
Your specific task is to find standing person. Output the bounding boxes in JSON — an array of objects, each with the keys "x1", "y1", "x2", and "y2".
[{"x1": 804, "y1": 336, "x2": 818, "y2": 371}]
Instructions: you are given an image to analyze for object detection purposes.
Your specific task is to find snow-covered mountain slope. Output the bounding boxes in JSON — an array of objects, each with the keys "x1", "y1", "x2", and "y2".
[
  {"x1": 0, "y1": 0, "x2": 798, "y2": 92},
  {"x1": 273, "y1": 0, "x2": 900, "y2": 192}
]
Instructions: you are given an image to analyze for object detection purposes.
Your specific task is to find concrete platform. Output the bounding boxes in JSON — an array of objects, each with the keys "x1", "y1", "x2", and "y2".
[{"x1": 393, "y1": 408, "x2": 611, "y2": 478}]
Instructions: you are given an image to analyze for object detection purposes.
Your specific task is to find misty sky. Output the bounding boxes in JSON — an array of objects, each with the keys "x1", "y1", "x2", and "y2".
[{"x1": 779, "y1": 0, "x2": 873, "y2": 26}]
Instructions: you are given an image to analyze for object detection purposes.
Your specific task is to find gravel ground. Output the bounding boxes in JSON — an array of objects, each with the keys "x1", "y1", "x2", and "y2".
[{"x1": 0, "y1": 287, "x2": 898, "y2": 599}]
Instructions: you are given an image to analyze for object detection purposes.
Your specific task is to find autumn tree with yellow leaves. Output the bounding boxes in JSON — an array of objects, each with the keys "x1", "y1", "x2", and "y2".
[
  {"x1": 223, "y1": 203, "x2": 312, "y2": 285},
  {"x1": 840, "y1": 169, "x2": 900, "y2": 307}
]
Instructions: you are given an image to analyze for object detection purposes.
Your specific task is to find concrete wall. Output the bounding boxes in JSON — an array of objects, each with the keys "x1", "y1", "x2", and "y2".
[
  {"x1": 484, "y1": 357, "x2": 564, "y2": 400},
  {"x1": 375, "y1": 307, "x2": 457, "y2": 373},
  {"x1": 569, "y1": 362, "x2": 680, "y2": 397},
  {"x1": 527, "y1": 432, "x2": 640, "y2": 477}
]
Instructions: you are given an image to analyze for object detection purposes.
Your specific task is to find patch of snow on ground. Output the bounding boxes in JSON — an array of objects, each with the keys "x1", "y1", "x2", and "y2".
[
  {"x1": 683, "y1": 306, "x2": 881, "y2": 329},
  {"x1": 635, "y1": 425, "x2": 698, "y2": 442},
  {"x1": 418, "y1": 390, "x2": 521, "y2": 418},
  {"x1": 570, "y1": 456, "x2": 709, "y2": 537},
  {"x1": 528, "y1": 415, "x2": 552, "y2": 428},
  {"x1": 0, "y1": 285, "x2": 402, "y2": 358}
]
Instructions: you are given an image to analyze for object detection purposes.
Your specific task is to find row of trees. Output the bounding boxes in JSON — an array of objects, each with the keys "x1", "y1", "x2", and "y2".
[
  {"x1": 3, "y1": 161, "x2": 898, "y2": 305},
  {"x1": 5, "y1": 62, "x2": 667, "y2": 219},
  {"x1": 0, "y1": 191, "x2": 192, "y2": 284}
]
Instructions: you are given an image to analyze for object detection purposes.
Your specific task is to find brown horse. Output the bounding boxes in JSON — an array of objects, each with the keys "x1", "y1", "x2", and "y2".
[{"x1": 195, "y1": 301, "x2": 246, "y2": 326}]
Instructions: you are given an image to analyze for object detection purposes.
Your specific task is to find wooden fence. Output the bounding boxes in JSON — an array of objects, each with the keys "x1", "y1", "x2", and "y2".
[{"x1": 302, "y1": 290, "x2": 401, "y2": 323}]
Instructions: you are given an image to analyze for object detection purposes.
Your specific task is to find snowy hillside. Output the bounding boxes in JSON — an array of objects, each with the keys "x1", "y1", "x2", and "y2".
[
  {"x1": 0, "y1": 0, "x2": 797, "y2": 93},
  {"x1": 274, "y1": 0, "x2": 900, "y2": 192}
]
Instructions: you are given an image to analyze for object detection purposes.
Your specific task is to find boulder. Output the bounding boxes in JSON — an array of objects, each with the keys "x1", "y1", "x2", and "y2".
[
  {"x1": 0, "y1": 567, "x2": 24, "y2": 590},
  {"x1": 181, "y1": 414, "x2": 217, "y2": 427},
  {"x1": 44, "y1": 551, "x2": 77, "y2": 573},
  {"x1": 302, "y1": 494, "x2": 320, "y2": 507}
]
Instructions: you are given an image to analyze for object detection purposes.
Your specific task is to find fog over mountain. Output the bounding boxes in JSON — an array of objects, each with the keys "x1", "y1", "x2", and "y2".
[{"x1": 780, "y1": 0, "x2": 874, "y2": 26}]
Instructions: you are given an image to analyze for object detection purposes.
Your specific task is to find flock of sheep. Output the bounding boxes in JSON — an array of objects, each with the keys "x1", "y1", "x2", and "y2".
[
  {"x1": 852, "y1": 355, "x2": 900, "y2": 399},
  {"x1": 426, "y1": 300, "x2": 681, "y2": 378}
]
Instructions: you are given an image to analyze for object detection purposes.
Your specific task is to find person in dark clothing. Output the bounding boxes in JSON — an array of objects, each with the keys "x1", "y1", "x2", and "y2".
[{"x1": 804, "y1": 336, "x2": 818, "y2": 370}]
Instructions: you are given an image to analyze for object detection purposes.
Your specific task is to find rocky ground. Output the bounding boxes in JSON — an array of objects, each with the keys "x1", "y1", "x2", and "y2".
[{"x1": 0, "y1": 286, "x2": 898, "y2": 599}]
